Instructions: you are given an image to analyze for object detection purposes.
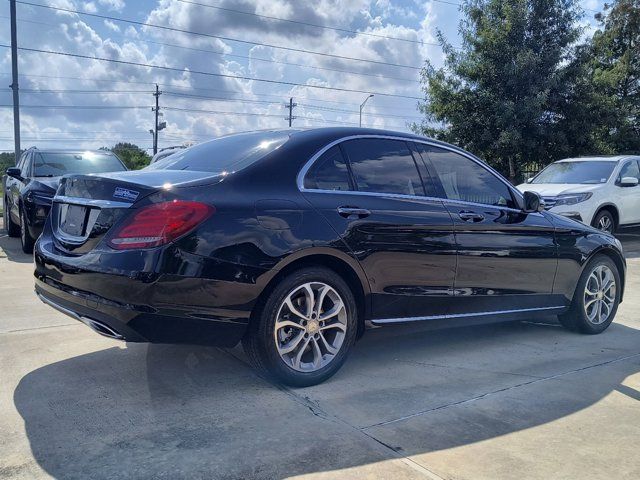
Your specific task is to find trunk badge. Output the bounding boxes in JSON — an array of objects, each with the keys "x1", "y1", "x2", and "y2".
[{"x1": 113, "y1": 187, "x2": 140, "y2": 201}]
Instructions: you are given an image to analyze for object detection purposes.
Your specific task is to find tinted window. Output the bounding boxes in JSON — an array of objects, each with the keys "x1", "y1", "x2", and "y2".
[
  {"x1": 618, "y1": 160, "x2": 640, "y2": 181},
  {"x1": 33, "y1": 152, "x2": 125, "y2": 177},
  {"x1": 146, "y1": 131, "x2": 290, "y2": 173},
  {"x1": 532, "y1": 161, "x2": 616, "y2": 184},
  {"x1": 411, "y1": 143, "x2": 443, "y2": 197},
  {"x1": 426, "y1": 147, "x2": 516, "y2": 208},
  {"x1": 342, "y1": 139, "x2": 425, "y2": 196},
  {"x1": 20, "y1": 153, "x2": 32, "y2": 177},
  {"x1": 304, "y1": 146, "x2": 351, "y2": 191}
]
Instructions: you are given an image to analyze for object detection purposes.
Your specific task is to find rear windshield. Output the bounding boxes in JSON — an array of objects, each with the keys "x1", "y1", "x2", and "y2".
[
  {"x1": 33, "y1": 152, "x2": 126, "y2": 177},
  {"x1": 532, "y1": 161, "x2": 616, "y2": 184},
  {"x1": 145, "y1": 131, "x2": 290, "y2": 173}
]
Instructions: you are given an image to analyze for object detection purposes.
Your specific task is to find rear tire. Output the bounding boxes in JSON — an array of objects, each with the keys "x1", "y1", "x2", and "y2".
[
  {"x1": 4, "y1": 197, "x2": 20, "y2": 237},
  {"x1": 242, "y1": 267, "x2": 358, "y2": 387},
  {"x1": 20, "y1": 208, "x2": 35, "y2": 254},
  {"x1": 591, "y1": 209, "x2": 615, "y2": 234},
  {"x1": 558, "y1": 255, "x2": 621, "y2": 334}
]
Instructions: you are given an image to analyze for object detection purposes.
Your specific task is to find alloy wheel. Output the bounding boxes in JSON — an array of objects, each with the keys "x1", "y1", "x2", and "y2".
[
  {"x1": 274, "y1": 282, "x2": 347, "y2": 372},
  {"x1": 583, "y1": 265, "x2": 616, "y2": 325},
  {"x1": 597, "y1": 215, "x2": 613, "y2": 233}
]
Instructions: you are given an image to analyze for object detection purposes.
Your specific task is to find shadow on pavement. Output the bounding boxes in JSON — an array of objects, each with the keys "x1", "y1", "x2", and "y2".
[
  {"x1": 13, "y1": 320, "x2": 640, "y2": 479},
  {"x1": 0, "y1": 232, "x2": 32, "y2": 264}
]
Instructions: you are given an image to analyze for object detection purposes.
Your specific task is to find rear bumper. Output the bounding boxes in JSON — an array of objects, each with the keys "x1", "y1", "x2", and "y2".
[
  {"x1": 34, "y1": 238, "x2": 257, "y2": 347},
  {"x1": 34, "y1": 278, "x2": 248, "y2": 346}
]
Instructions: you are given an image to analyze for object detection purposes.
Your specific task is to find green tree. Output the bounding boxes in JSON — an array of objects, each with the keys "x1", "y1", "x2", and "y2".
[
  {"x1": 413, "y1": 0, "x2": 586, "y2": 181},
  {"x1": 105, "y1": 143, "x2": 151, "y2": 170},
  {"x1": 588, "y1": 0, "x2": 640, "y2": 153}
]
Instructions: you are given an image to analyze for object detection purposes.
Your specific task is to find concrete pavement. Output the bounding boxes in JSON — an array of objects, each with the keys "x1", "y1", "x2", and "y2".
[{"x1": 1, "y1": 226, "x2": 639, "y2": 480}]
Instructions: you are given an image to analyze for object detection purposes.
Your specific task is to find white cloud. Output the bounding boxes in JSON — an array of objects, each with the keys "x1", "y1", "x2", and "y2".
[
  {"x1": 0, "y1": 0, "x2": 446, "y2": 152},
  {"x1": 104, "y1": 19, "x2": 120, "y2": 32},
  {"x1": 98, "y1": 0, "x2": 126, "y2": 12}
]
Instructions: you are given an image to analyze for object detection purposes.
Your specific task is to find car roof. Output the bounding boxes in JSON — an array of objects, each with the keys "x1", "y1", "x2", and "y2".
[
  {"x1": 556, "y1": 155, "x2": 639, "y2": 163},
  {"x1": 216, "y1": 127, "x2": 465, "y2": 156}
]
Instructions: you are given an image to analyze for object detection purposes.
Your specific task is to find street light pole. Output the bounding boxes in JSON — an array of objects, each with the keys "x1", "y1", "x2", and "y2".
[{"x1": 359, "y1": 94, "x2": 374, "y2": 128}]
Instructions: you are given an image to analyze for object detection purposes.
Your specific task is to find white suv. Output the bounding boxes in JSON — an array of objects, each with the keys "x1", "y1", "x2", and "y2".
[{"x1": 517, "y1": 156, "x2": 640, "y2": 233}]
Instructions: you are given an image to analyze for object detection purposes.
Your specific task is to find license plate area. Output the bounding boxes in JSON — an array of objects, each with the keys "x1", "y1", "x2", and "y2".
[{"x1": 60, "y1": 204, "x2": 88, "y2": 236}]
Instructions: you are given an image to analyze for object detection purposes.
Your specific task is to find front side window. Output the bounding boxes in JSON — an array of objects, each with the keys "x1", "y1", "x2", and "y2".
[
  {"x1": 304, "y1": 146, "x2": 351, "y2": 191},
  {"x1": 618, "y1": 160, "x2": 640, "y2": 182},
  {"x1": 341, "y1": 139, "x2": 425, "y2": 196},
  {"x1": 426, "y1": 147, "x2": 516, "y2": 208},
  {"x1": 33, "y1": 152, "x2": 126, "y2": 177}
]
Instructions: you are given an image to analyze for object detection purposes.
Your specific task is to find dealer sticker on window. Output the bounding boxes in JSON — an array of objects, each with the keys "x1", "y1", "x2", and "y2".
[{"x1": 113, "y1": 187, "x2": 140, "y2": 202}]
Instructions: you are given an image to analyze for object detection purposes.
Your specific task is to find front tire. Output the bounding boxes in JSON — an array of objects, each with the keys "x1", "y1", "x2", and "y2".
[
  {"x1": 4, "y1": 197, "x2": 20, "y2": 237},
  {"x1": 591, "y1": 209, "x2": 615, "y2": 234},
  {"x1": 558, "y1": 255, "x2": 621, "y2": 334},
  {"x1": 242, "y1": 267, "x2": 358, "y2": 387},
  {"x1": 20, "y1": 208, "x2": 35, "y2": 254}
]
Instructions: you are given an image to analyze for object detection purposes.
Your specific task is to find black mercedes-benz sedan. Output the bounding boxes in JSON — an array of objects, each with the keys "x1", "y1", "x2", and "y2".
[
  {"x1": 4, "y1": 148, "x2": 127, "y2": 253},
  {"x1": 34, "y1": 128, "x2": 626, "y2": 386}
]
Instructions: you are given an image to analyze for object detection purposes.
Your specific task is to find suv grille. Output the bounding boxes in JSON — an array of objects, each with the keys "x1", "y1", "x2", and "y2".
[{"x1": 542, "y1": 196, "x2": 557, "y2": 209}]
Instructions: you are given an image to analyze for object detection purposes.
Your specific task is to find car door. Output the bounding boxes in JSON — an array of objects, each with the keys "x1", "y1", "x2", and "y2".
[
  {"x1": 8, "y1": 152, "x2": 29, "y2": 225},
  {"x1": 300, "y1": 137, "x2": 456, "y2": 321},
  {"x1": 416, "y1": 143, "x2": 562, "y2": 316},
  {"x1": 614, "y1": 159, "x2": 640, "y2": 225}
]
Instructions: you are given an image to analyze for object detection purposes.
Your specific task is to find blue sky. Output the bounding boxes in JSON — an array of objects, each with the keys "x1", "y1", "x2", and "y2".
[{"x1": 0, "y1": 0, "x2": 607, "y2": 153}]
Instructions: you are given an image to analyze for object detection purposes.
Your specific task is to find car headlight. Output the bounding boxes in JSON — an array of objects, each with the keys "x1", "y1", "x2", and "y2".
[{"x1": 554, "y1": 192, "x2": 593, "y2": 206}]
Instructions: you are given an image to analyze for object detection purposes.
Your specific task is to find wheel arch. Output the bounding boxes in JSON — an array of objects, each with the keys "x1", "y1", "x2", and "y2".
[
  {"x1": 583, "y1": 245, "x2": 626, "y2": 302},
  {"x1": 253, "y1": 248, "x2": 371, "y2": 339},
  {"x1": 592, "y1": 203, "x2": 619, "y2": 229}
]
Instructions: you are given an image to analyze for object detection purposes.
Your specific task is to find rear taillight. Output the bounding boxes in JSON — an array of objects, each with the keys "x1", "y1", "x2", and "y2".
[{"x1": 108, "y1": 200, "x2": 214, "y2": 250}]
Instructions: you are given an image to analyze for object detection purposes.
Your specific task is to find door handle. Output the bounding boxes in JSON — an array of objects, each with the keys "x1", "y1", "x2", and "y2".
[
  {"x1": 337, "y1": 206, "x2": 371, "y2": 219},
  {"x1": 458, "y1": 211, "x2": 485, "y2": 222}
]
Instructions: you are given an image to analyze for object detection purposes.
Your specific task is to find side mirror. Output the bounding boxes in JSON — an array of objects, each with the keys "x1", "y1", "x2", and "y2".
[
  {"x1": 526, "y1": 177, "x2": 533, "y2": 184},
  {"x1": 523, "y1": 191, "x2": 545, "y2": 213},
  {"x1": 6, "y1": 167, "x2": 23, "y2": 181},
  {"x1": 619, "y1": 176, "x2": 639, "y2": 187}
]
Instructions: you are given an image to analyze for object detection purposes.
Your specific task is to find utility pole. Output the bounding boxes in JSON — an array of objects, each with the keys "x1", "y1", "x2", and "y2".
[
  {"x1": 284, "y1": 97, "x2": 297, "y2": 127},
  {"x1": 9, "y1": 0, "x2": 20, "y2": 164},
  {"x1": 359, "y1": 94, "x2": 374, "y2": 128},
  {"x1": 152, "y1": 84, "x2": 162, "y2": 155}
]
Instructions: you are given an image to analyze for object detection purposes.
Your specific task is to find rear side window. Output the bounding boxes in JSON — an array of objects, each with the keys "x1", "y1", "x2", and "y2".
[
  {"x1": 304, "y1": 146, "x2": 352, "y2": 191},
  {"x1": 342, "y1": 139, "x2": 425, "y2": 196},
  {"x1": 426, "y1": 147, "x2": 516, "y2": 208}
]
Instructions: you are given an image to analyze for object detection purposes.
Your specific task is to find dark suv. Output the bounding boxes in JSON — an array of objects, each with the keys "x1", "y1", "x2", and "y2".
[{"x1": 3, "y1": 148, "x2": 127, "y2": 253}]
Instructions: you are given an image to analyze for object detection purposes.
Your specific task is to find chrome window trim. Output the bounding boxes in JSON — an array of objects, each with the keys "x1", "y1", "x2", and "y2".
[
  {"x1": 297, "y1": 134, "x2": 525, "y2": 209},
  {"x1": 371, "y1": 305, "x2": 565, "y2": 325}
]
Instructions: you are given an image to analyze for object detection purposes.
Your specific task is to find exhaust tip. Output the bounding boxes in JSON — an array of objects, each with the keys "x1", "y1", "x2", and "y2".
[{"x1": 80, "y1": 317, "x2": 125, "y2": 340}]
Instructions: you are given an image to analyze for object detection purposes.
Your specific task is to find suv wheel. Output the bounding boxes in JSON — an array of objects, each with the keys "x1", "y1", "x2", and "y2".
[
  {"x1": 242, "y1": 267, "x2": 358, "y2": 387},
  {"x1": 592, "y1": 210, "x2": 615, "y2": 234},
  {"x1": 20, "y1": 208, "x2": 35, "y2": 254},
  {"x1": 4, "y1": 197, "x2": 20, "y2": 237},
  {"x1": 558, "y1": 255, "x2": 621, "y2": 334}
]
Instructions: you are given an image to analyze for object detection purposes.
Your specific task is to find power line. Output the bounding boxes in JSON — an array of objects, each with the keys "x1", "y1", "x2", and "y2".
[
  {"x1": 175, "y1": 0, "x2": 432, "y2": 46},
  {"x1": 16, "y1": 1, "x2": 422, "y2": 70},
  {"x1": 0, "y1": 15, "x2": 420, "y2": 84},
  {"x1": 0, "y1": 72, "x2": 422, "y2": 111},
  {"x1": 0, "y1": 44, "x2": 423, "y2": 100}
]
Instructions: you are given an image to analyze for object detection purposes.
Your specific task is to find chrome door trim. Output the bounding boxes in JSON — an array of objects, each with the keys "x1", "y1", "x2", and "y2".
[
  {"x1": 371, "y1": 305, "x2": 565, "y2": 325},
  {"x1": 296, "y1": 134, "x2": 525, "y2": 208}
]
